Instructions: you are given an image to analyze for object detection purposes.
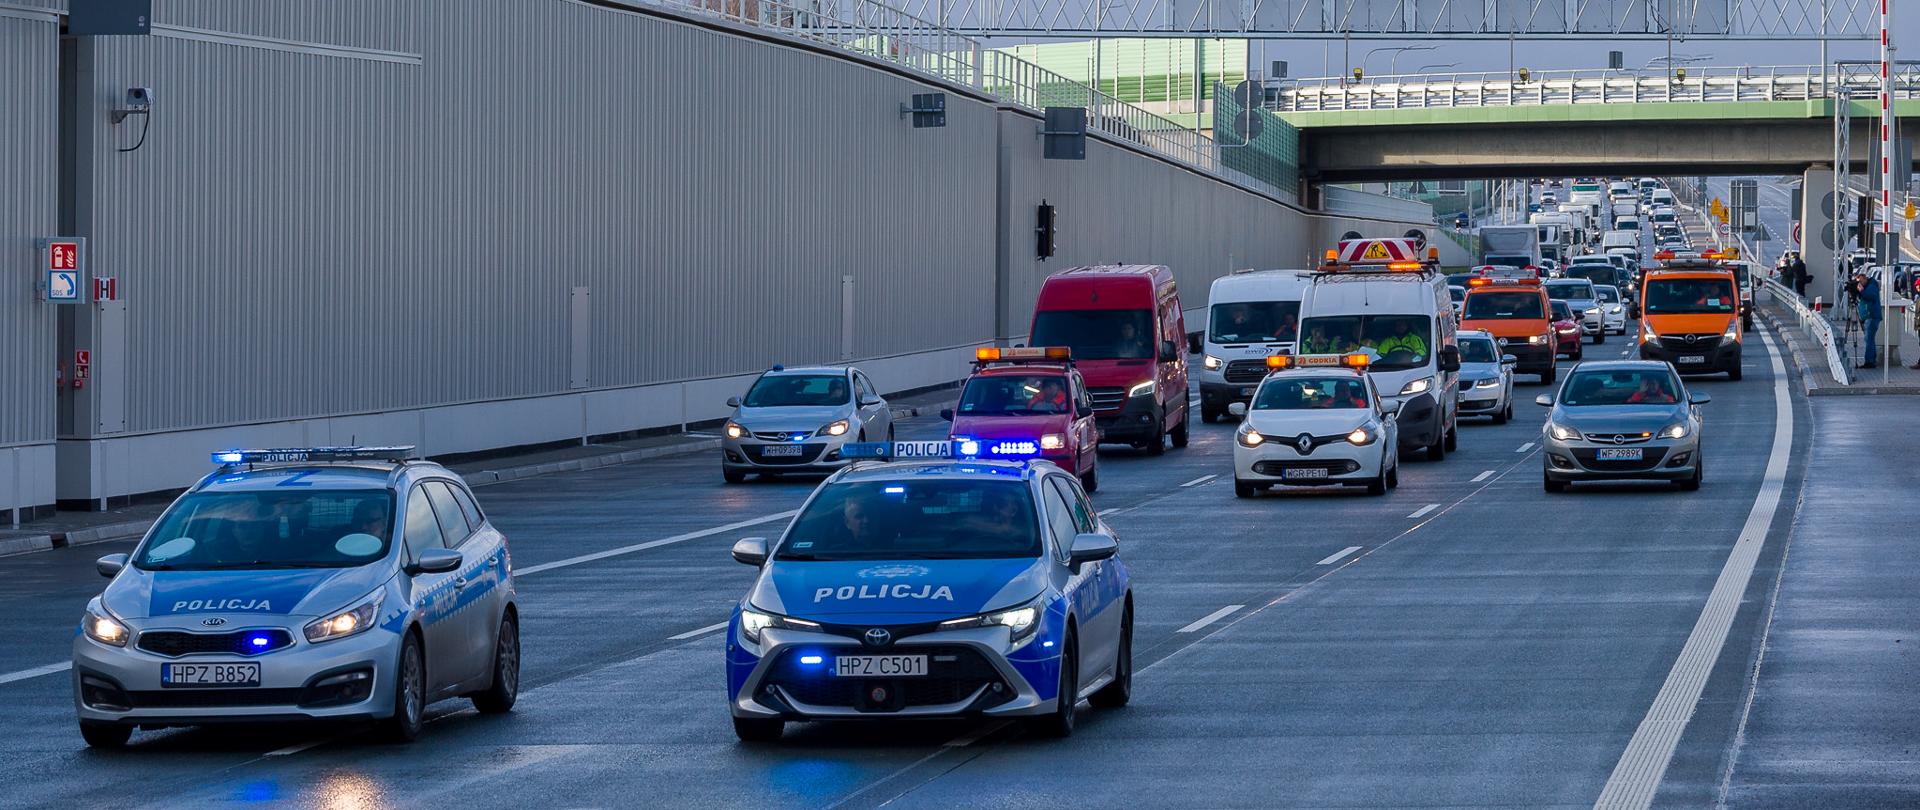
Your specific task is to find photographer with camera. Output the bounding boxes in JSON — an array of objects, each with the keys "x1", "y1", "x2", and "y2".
[{"x1": 1851, "y1": 272, "x2": 1882, "y2": 369}]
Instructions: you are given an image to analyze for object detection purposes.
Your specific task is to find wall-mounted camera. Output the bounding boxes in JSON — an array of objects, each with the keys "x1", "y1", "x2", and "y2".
[{"x1": 112, "y1": 87, "x2": 154, "y2": 122}]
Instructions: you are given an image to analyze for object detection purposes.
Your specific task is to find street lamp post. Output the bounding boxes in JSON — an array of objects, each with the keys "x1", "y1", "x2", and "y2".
[{"x1": 1359, "y1": 45, "x2": 1435, "y2": 80}]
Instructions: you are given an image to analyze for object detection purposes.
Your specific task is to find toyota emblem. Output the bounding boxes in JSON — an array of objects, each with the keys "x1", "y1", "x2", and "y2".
[
  {"x1": 200, "y1": 617, "x2": 227, "y2": 627},
  {"x1": 863, "y1": 628, "x2": 891, "y2": 647},
  {"x1": 1295, "y1": 433, "x2": 1314, "y2": 454}
]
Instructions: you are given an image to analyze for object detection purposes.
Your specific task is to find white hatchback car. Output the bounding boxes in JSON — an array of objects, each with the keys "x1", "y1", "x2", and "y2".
[{"x1": 1230, "y1": 354, "x2": 1400, "y2": 498}]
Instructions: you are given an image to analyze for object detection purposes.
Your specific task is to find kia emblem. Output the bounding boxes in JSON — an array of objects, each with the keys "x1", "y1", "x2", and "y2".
[
  {"x1": 201, "y1": 617, "x2": 227, "y2": 627},
  {"x1": 863, "y1": 627, "x2": 891, "y2": 647}
]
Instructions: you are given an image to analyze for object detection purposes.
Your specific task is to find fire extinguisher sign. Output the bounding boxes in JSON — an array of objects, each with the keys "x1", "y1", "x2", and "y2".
[{"x1": 38, "y1": 237, "x2": 86, "y2": 305}]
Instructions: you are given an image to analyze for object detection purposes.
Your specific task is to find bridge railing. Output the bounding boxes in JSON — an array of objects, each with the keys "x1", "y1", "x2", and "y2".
[{"x1": 1271, "y1": 65, "x2": 1920, "y2": 112}]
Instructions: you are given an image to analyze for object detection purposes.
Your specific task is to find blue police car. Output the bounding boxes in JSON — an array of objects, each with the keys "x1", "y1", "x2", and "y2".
[
  {"x1": 73, "y1": 447, "x2": 519, "y2": 747},
  {"x1": 725, "y1": 440, "x2": 1133, "y2": 741}
]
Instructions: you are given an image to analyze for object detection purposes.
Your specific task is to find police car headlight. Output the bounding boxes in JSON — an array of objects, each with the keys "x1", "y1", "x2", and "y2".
[
  {"x1": 1399, "y1": 378, "x2": 1432, "y2": 396},
  {"x1": 1548, "y1": 422, "x2": 1585, "y2": 442},
  {"x1": 82, "y1": 607, "x2": 128, "y2": 647},
  {"x1": 1203, "y1": 355, "x2": 1223, "y2": 371},
  {"x1": 939, "y1": 600, "x2": 1042, "y2": 645},
  {"x1": 1346, "y1": 425, "x2": 1376, "y2": 446},
  {"x1": 1127, "y1": 380, "x2": 1156, "y2": 398},
  {"x1": 738, "y1": 607, "x2": 819, "y2": 644},
  {"x1": 819, "y1": 419, "x2": 850, "y2": 437},
  {"x1": 304, "y1": 589, "x2": 385, "y2": 644},
  {"x1": 724, "y1": 421, "x2": 747, "y2": 440},
  {"x1": 1236, "y1": 426, "x2": 1265, "y2": 448},
  {"x1": 1039, "y1": 434, "x2": 1066, "y2": 450},
  {"x1": 1658, "y1": 422, "x2": 1689, "y2": 440}
]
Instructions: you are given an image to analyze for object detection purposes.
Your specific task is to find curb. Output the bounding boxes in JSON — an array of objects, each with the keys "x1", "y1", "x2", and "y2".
[
  {"x1": 1761, "y1": 308, "x2": 1920, "y2": 397},
  {"x1": 0, "y1": 534, "x2": 55, "y2": 557}
]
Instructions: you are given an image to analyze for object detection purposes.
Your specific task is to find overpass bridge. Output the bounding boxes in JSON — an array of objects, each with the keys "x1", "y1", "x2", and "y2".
[{"x1": 1270, "y1": 65, "x2": 1920, "y2": 181}]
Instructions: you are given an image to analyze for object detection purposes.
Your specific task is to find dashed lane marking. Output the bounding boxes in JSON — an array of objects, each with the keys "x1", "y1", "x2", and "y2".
[
  {"x1": 1406, "y1": 503, "x2": 1440, "y2": 519},
  {"x1": 667, "y1": 621, "x2": 729, "y2": 641},
  {"x1": 1471, "y1": 470, "x2": 1495, "y2": 483},
  {"x1": 1176, "y1": 605, "x2": 1244, "y2": 634},
  {"x1": 1316, "y1": 546, "x2": 1364, "y2": 566},
  {"x1": 1517, "y1": 442, "x2": 1537, "y2": 452},
  {"x1": 1179, "y1": 474, "x2": 1218, "y2": 488}
]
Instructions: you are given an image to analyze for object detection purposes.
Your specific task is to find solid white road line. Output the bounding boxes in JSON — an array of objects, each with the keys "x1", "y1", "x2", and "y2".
[
  {"x1": 1471, "y1": 470, "x2": 1495, "y2": 483},
  {"x1": 1176, "y1": 605, "x2": 1244, "y2": 634},
  {"x1": 1097, "y1": 508, "x2": 1121, "y2": 516},
  {"x1": 1179, "y1": 474, "x2": 1218, "y2": 488},
  {"x1": 1406, "y1": 503, "x2": 1440, "y2": 519},
  {"x1": 1316, "y1": 546, "x2": 1363, "y2": 566},
  {"x1": 1516, "y1": 442, "x2": 1537, "y2": 453},
  {"x1": 265, "y1": 739, "x2": 332, "y2": 757},
  {"x1": 516, "y1": 510, "x2": 799, "y2": 576},
  {"x1": 668, "y1": 621, "x2": 729, "y2": 641},
  {"x1": 0, "y1": 661, "x2": 69, "y2": 685},
  {"x1": 1593, "y1": 330, "x2": 1794, "y2": 810}
]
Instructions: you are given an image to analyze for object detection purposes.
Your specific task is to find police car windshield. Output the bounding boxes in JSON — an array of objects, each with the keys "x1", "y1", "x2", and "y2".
[
  {"x1": 1560, "y1": 369, "x2": 1683, "y2": 406},
  {"x1": 777, "y1": 480, "x2": 1041, "y2": 561},
  {"x1": 1209, "y1": 301, "x2": 1299, "y2": 344},
  {"x1": 1254, "y1": 377, "x2": 1369, "y2": 410},
  {"x1": 744, "y1": 374, "x2": 849, "y2": 408},
  {"x1": 958, "y1": 375, "x2": 1073, "y2": 416},
  {"x1": 1465, "y1": 291, "x2": 1544, "y2": 320},
  {"x1": 1459, "y1": 338, "x2": 1499, "y2": 363},
  {"x1": 1297, "y1": 315, "x2": 1431, "y2": 371},
  {"x1": 1644, "y1": 278, "x2": 1736, "y2": 314},
  {"x1": 133, "y1": 490, "x2": 395, "y2": 571},
  {"x1": 1029, "y1": 310, "x2": 1153, "y2": 360}
]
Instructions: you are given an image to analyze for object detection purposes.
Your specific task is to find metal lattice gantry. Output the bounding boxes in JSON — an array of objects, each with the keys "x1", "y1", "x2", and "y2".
[{"x1": 878, "y1": 0, "x2": 1882, "y2": 39}]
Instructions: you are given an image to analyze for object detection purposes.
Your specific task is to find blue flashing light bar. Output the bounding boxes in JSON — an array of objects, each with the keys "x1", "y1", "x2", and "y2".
[
  {"x1": 841, "y1": 440, "x2": 1041, "y2": 462},
  {"x1": 210, "y1": 446, "x2": 416, "y2": 466}
]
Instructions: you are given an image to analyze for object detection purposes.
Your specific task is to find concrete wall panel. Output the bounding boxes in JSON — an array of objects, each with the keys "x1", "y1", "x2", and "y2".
[{"x1": 0, "y1": 13, "x2": 60, "y2": 516}]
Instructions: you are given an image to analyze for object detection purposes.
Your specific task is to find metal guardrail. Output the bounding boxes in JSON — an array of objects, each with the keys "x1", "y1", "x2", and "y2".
[
  {"x1": 1690, "y1": 203, "x2": 1853, "y2": 385},
  {"x1": 627, "y1": 0, "x2": 1307, "y2": 201},
  {"x1": 1270, "y1": 64, "x2": 1920, "y2": 112}
]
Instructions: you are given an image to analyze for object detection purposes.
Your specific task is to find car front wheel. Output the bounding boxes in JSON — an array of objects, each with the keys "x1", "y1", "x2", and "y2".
[
  {"x1": 1030, "y1": 628, "x2": 1079, "y2": 738},
  {"x1": 79, "y1": 720, "x2": 132, "y2": 749},
  {"x1": 381, "y1": 632, "x2": 426, "y2": 743}
]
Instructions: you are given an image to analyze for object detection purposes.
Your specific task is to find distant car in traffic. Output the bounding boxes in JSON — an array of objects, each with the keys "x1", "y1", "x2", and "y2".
[
  {"x1": 1544, "y1": 278, "x2": 1605, "y2": 344},
  {"x1": 723, "y1": 365, "x2": 894, "y2": 483},
  {"x1": 1550, "y1": 300, "x2": 1584, "y2": 360},
  {"x1": 1538, "y1": 361, "x2": 1710, "y2": 492},
  {"x1": 1454, "y1": 330, "x2": 1515, "y2": 423},
  {"x1": 74, "y1": 447, "x2": 520, "y2": 747},
  {"x1": 725, "y1": 441, "x2": 1132, "y2": 740},
  {"x1": 944, "y1": 347, "x2": 1101, "y2": 491},
  {"x1": 1593, "y1": 284, "x2": 1629, "y2": 335}
]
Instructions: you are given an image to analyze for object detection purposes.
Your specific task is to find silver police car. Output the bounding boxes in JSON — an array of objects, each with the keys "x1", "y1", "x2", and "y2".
[
  {"x1": 1537, "y1": 362, "x2": 1710, "y2": 492},
  {"x1": 722, "y1": 365, "x2": 894, "y2": 483},
  {"x1": 73, "y1": 447, "x2": 519, "y2": 747}
]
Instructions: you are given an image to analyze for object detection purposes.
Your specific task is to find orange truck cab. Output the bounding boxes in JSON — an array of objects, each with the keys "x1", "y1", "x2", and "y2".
[
  {"x1": 1638, "y1": 258, "x2": 1743, "y2": 380},
  {"x1": 1460, "y1": 276, "x2": 1557, "y2": 384},
  {"x1": 1029, "y1": 265, "x2": 1190, "y2": 453}
]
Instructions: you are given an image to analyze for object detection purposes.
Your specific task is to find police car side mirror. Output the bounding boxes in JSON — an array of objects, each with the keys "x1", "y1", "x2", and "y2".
[
  {"x1": 1159, "y1": 340, "x2": 1179, "y2": 362},
  {"x1": 1226, "y1": 402, "x2": 1247, "y2": 418},
  {"x1": 1688, "y1": 391, "x2": 1711, "y2": 405},
  {"x1": 939, "y1": 408, "x2": 955, "y2": 422},
  {"x1": 731, "y1": 537, "x2": 769, "y2": 566},
  {"x1": 96, "y1": 553, "x2": 128, "y2": 578},
  {"x1": 726, "y1": 396, "x2": 741, "y2": 409},
  {"x1": 1067, "y1": 533, "x2": 1118, "y2": 569},
  {"x1": 1382, "y1": 401, "x2": 1402, "y2": 417},
  {"x1": 409, "y1": 548, "x2": 463, "y2": 576},
  {"x1": 1534, "y1": 394, "x2": 1554, "y2": 407}
]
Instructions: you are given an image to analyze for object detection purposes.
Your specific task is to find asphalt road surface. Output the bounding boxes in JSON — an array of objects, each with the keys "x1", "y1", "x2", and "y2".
[{"x1": 5, "y1": 323, "x2": 1910, "y2": 809}]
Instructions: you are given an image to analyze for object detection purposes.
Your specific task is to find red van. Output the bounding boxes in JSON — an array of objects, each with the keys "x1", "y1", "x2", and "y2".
[{"x1": 1029, "y1": 265, "x2": 1189, "y2": 454}]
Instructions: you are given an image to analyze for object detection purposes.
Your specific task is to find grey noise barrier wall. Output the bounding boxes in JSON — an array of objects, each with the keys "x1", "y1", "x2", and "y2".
[{"x1": 0, "y1": 0, "x2": 1458, "y2": 509}]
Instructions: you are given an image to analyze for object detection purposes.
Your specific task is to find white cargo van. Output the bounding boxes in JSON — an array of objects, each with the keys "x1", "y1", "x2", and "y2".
[
  {"x1": 1297, "y1": 241, "x2": 1462, "y2": 461},
  {"x1": 1197, "y1": 269, "x2": 1312, "y2": 423}
]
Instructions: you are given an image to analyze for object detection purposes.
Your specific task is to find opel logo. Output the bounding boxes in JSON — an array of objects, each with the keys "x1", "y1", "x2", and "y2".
[
  {"x1": 1295, "y1": 433, "x2": 1314, "y2": 454},
  {"x1": 1612, "y1": 434, "x2": 1629, "y2": 445},
  {"x1": 201, "y1": 617, "x2": 227, "y2": 627},
  {"x1": 1683, "y1": 334, "x2": 1698, "y2": 344},
  {"x1": 863, "y1": 628, "x2": 891, "y2": 647}
]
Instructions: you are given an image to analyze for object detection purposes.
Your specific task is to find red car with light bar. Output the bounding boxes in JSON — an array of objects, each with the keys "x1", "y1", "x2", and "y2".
[
  {"x1": 941, "y1": 347, "x2": 1102, "y2": 491},
  {"x1": 1028, "y1": 265, "x2": 1189, "y2": 455}
]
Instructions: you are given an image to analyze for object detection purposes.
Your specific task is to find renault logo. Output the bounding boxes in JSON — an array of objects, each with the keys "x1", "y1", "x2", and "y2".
[
  {"x1": 200, "y1": 617, "x2": 227, "y2": 627},
  {"x1": 1295, "y1": 433, "x2": 1314, "y2": 454},
  {"x1": 863, "y1": 628, "x2": 891, "y2": 647}
]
